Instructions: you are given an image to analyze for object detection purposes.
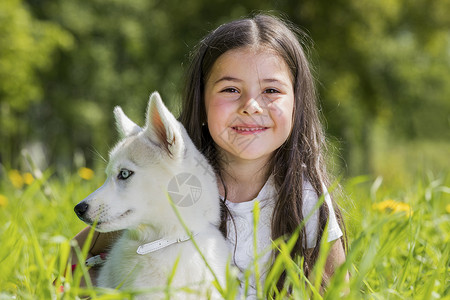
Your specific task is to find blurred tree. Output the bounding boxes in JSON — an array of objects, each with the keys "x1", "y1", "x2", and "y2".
[
  {"x1": 0, "y1": 0, "x2": 72, "y2": 167},
  {"x1": 278, "y1": 0, "x2": 450, "y2": 174},
  {"x1": 2, "y1": 0, "x2": 449, "y2": 176}
]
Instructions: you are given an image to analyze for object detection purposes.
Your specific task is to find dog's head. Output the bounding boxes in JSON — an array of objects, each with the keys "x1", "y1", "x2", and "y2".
[{"x1": 74, "y1": 92, "x2": 218, "y2": 232}]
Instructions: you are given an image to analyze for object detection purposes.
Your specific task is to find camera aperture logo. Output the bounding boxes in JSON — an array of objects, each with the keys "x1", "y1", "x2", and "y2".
[{"x1": 168, "y1": 173, "x2": 202, "y2": 207}]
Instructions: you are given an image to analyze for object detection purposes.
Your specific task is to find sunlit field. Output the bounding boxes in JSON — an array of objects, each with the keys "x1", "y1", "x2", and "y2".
[
  {"x1": 0, "y1": 161, "x2": 448, "y2": 299},
  {"x1": 1, "y1": 0, "x2": 449, "y2": 298}
]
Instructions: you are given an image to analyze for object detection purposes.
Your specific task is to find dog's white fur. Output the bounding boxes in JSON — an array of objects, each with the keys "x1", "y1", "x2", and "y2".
[{"x1": 75, "y1": 92, "x2": 229, "y2": 299}]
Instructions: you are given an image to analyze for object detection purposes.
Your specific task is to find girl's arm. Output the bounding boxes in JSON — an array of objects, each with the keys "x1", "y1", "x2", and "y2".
[
  {"x1": 324, "y1": 238, "x2": 348, "y2": 281},
  {"x1": 70, "y1": 227, "x2": 121, "y2": 285},
  {"x1": 71, "y1": 226, "x2": 121, "y2": 258},
  {"x1": 322, "y1": 238, "x2": 349, "y2": 295}
]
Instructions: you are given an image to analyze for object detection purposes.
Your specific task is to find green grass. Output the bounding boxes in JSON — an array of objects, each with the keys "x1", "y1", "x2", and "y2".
[{"x1": 0, "y1": 164, "x2": 448, "y2": 299}]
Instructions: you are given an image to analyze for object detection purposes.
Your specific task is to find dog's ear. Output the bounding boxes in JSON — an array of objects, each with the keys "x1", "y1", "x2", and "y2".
[
  {"x1": 144, "y1": 92, "x2": 184, "y2": 157},
  {"x1": 114, "y1": 106, "x2": 142, "y2": 138}
]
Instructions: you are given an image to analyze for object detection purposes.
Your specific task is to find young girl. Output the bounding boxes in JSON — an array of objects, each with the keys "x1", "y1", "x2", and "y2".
[{"x1": 72, "y1": 13, "x2": 347, "y2": 298}]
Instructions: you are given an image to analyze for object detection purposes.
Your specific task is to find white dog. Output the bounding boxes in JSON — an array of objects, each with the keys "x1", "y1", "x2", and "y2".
[{"x1": 74, "y1": 92, "x2": 229, "y2": 299}]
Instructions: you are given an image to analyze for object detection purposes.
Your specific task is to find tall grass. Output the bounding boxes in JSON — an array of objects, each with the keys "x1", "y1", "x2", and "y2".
[{"x1": 0, "y1": 163, "x2": 448, "y2": 299}]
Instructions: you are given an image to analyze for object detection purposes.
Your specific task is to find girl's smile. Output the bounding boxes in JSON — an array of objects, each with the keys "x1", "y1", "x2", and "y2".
[
  {"x1": 231, "y1": 124, "x2": 268, "y2": 135},
  {"x1": 204, "y1": 47, "x2": 295, "y2": 162}
]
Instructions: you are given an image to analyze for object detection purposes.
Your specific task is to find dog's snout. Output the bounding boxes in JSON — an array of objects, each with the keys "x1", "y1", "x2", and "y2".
[{"x1": 74, "y1": 202, "x2": 89, "y2": 218}]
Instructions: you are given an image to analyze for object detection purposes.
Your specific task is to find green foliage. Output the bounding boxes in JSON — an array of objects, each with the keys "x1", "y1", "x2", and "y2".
[
  {"x1": 0, "y1": 0, "x2": 72, "y2": 110},
  {"x1": 0, "y1": 163, "x2": 448, "y2": 299},
  {"x1": 0, "y1": 0, "x2": 73, "y2": 165},
  {"x1": 282, "y1": 0, "x2": 450, "y2": 174},
  {"x1": 0, "y1": 0, "x2": 448, "y2": 175}
]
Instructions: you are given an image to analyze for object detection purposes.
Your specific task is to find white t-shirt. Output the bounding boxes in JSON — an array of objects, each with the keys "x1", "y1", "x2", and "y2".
[{"x1": 224, "y1": 176, "x2": 343, "y2": 299}]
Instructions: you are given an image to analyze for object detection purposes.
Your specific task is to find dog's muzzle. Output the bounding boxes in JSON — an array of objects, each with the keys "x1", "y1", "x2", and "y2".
[{"x1": 74, "y1": 202, "x2": 89, "y2": 220}]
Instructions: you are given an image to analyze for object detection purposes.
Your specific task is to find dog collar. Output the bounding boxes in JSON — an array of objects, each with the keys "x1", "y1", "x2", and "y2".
[{"x1": 136, "y1": 232, "x2": 198, "y2": 255}]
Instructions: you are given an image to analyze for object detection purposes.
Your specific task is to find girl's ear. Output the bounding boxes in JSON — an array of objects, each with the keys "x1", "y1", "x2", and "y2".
[
  {"x1": 144, "y1": 92, "x2": 184, "y2": 157},
  {"x1": 114, "y1": 106, "x2": 142, "y2": 138}
]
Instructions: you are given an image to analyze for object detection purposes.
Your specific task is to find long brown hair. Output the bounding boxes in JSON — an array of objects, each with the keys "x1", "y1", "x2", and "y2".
[{"x1": 179, "y1": 13, "x2": 346, "y2": 292}]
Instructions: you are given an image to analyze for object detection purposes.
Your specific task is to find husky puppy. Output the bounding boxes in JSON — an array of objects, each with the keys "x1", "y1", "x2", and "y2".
[{"x1": 74, "y1": 92, "x2": 229, "y2": 299}]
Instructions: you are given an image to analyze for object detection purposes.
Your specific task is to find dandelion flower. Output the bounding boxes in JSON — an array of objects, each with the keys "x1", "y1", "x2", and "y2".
[
  {"x1": 23, "y1": 172, "x2": 34, "y2": 185},
  {"x1": 372, "y1": 199, "x2": 413, "y2": 217},
  {"x1": 78, "y1": 167, "x2": 94, "y2": 180},
  {"x1": 446, "y1": 204, "x2": 450, "y2": 214},
  {"x1": 0, "y1": 194, "x2": 8, "y2": 207},
  {"x1": 8, "y1": 170, "x2": 24, "y2": 189}
]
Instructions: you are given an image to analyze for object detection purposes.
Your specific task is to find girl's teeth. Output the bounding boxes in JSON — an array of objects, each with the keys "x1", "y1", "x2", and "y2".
[{"x1": 234, "y1": 127, "x2": 264, "y2": 131}]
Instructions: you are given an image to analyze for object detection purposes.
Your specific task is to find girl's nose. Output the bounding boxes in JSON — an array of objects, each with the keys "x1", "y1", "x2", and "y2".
[{"x1": 241, "y1": 98, "x2": 263, "y2": 115}]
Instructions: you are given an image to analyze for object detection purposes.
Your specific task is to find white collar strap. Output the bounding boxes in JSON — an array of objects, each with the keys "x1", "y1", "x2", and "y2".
[{"x1": 136, "y1": 232, "x2": 197, "y2": 255}]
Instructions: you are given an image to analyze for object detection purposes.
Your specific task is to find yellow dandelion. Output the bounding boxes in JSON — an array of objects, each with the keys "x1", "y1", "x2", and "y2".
[
  {"x1": 23, "y1": 172, "x2": 34, "y2": 185},
  {"x1": 8, "y1": 170, "x2": 24, "y2": 189},
  {"x1": 446, "y1": 204, "x2": 450, "y2": 214},
  {"x1": 372, "y1": 199, "x2": 413, "y2": 217},
  {"x1": 372, "y1": 199, "x2": 395, "y2": 212},
  {"x1": 0, "y1": 194, "x2": 8, "y2": 207},
  {"x1": 78, "y1": 167, "x2": 94, "y2": 180}
]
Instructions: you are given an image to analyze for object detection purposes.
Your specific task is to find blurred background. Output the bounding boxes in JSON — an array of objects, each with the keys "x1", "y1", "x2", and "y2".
[{"x1": 1, "y1": 0, "x2": 449, "y2": 185}]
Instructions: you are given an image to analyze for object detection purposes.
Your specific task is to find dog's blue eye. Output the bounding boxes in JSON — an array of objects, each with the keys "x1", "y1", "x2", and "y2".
[{"x1": 118, "y1": 169, "x2": 133, "y2": 180}]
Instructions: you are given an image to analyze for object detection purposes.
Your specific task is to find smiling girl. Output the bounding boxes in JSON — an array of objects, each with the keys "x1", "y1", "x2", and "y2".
[{"x1": 180, "y1": 13, "x2": 348, "y2": 297}]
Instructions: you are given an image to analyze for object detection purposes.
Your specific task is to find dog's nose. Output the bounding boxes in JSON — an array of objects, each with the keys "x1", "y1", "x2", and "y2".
[{"x1": 74, "y1": 202, "x2": 89, "y2": 218}]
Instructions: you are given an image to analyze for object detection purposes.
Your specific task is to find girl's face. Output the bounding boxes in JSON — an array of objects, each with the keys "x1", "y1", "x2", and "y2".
[{"x1": 204, "y1": 47, "x2": 295, "y2": 163}]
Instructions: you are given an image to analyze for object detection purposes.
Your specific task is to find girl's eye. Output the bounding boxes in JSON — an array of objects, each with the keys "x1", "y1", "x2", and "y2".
[
  {"x1": 221, "y1": 87, "x2": 240, "y2": 93},
  {"x1": 264, "y1": 88, "x2": 280, "y2": 94},
  {"x1": 118, "y1": 169, "x2": 134, "y2": 180}
]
